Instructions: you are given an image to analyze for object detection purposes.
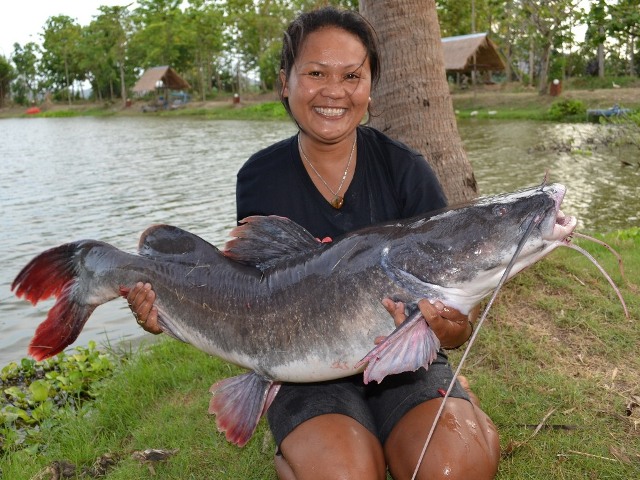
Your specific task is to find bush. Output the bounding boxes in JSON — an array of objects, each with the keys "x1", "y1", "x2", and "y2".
[{"x1": 548, "y1": 99, "x2": 587, "y2": 120}]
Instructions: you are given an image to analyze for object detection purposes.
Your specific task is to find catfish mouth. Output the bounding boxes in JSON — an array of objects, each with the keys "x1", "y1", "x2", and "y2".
[
  {"x1": 546, "y1": 185, "x2": 577, "y2": 242},
  {"x1": 554, "y1": 210, "x2": 577, "y2": 241}
]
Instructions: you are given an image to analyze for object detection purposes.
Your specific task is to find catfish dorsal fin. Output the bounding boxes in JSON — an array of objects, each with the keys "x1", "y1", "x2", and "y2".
[
  {"x1": 223, "y1": 216, "x2": 323, "y2": 269},
  {"x1": 138, "y1": 224, "x2": 221, "y2": 264}
]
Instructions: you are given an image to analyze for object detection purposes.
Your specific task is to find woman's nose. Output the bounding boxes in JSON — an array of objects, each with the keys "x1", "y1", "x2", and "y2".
[{"x1": 320, "y1": 75, "x2": 348, "y2": 98}]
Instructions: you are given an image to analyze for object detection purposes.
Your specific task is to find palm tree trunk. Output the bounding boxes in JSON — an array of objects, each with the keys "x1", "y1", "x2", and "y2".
[{"x1": 360, "y1": 0, "x2": 478, "y2": 203}]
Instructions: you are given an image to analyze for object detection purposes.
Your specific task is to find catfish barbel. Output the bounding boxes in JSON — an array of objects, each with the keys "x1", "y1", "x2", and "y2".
[{"x1": 11, "y1": 182, "x2": 627, "y2": 447}]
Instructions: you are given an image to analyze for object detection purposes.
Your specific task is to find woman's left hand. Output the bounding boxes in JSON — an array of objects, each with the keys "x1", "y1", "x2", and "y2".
[{"x1": 381, "y1": 298, "x2": 477, "y2": 349}]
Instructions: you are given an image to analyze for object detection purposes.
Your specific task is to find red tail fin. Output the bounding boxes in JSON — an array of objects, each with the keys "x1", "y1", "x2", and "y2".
[
  {"x1": 12, "y1": 243, "x2": 95, "y2": 361},
  {"x1": 28, "y1": 289, "x2": 95, "y2": 360},
  {"x1": 12, "y1": 244, "x2": 78, "y2": 304}
]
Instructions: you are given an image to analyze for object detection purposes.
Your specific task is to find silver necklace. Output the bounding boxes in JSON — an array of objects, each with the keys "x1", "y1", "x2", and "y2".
[{"x1": 298, "y1": 132, "x2": 357, "y2": 209}]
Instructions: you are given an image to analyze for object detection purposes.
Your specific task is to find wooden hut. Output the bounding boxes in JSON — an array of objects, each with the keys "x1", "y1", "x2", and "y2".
[
  {"x1": 441, "y1": 33, "x2": 505, "y2": 85},
  {"x1": 132, "y1": 66, "x2": 191, "y2": 110},
  {"x1": 132, "y1": 66, "x2": 190, "y2": 94}
]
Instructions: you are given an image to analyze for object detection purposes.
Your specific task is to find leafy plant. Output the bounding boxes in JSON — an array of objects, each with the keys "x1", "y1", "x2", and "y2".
[
  {"x1": 547, "y1": 99, "x2": 587, "y2": 120},
  {"x1": 0, "y1": 341, "x2": 115, "y2": 453}
]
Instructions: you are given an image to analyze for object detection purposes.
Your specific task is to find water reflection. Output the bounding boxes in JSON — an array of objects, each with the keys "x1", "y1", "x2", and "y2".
[{"x1": 459, "y1": 119, "x2": 639, "y2": 231}]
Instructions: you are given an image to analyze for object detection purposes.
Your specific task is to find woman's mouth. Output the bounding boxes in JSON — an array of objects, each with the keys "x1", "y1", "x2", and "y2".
[{"x1": 314, "y1": 107, "x2": 346, "y2": 117}]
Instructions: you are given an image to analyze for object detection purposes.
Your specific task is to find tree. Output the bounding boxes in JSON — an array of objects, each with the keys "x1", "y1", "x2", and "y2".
[
  {"x1": 41, "y1": 15, "x2": 84, "y2": 104},
  {"x1": 224, "y1": 0, "x2": 293, "y2": 91},
  {"x1": 82, "y1": 17, "x2": 119, "y2": 102},
  {"x1": 184, "y1": 0, "x2": 226, "y2": 100},
  {"x1": 0, "y1": 55, "x2": 16, "y2": 107},
  {"x1": 488, "y1": 0, "x2": 525, "y2": 82},
  {"x1": 521, "y1": 0, "x2": 578, "y2": 94},
  {"x1": 84, "y1": 5, "x2": 133, "y2": 105},
  {"x1": 583, "y1": 0, "x2": 609, "y2": 78},
  {"x1": 11, "y1": 42, "x2": 41, "y2": 104},
  {"x1": 609, "y1": 0, "x2": 640, "y2": 77},
  {"x1": 360, "y1": 0, "x2": 477, "y2": 204},
  {"x1": 129, "y1": 0, "x2": 188, "y2": 71}
]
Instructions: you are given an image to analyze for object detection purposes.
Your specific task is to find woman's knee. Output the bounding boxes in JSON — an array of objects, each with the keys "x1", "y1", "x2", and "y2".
[
  {"x1": 385, "y1": 398, "x2": 499, "y2": 480},
  {"x1": 277, "y1": 413, "x2": 387, "y2": 480}
]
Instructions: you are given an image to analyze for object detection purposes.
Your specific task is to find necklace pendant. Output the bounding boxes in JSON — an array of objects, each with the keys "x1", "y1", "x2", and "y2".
[{"x1": 330, "y1": 195, "x2": 344, "y2": 209}]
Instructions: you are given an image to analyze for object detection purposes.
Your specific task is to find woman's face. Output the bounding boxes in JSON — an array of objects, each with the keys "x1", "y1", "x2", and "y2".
[{"x1": 282, "y1": 27, "x2": 372, "y2": 146}]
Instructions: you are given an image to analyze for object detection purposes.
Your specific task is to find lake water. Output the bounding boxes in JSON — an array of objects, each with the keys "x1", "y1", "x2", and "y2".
[{"x1": 1, "y1": 116, "x2": 638, "y2": 366}]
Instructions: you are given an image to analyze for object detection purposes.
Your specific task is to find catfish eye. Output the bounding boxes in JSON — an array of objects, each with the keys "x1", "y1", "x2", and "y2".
[{"x1": 493, "y1": 205, "x2": 508, "y2": 217}]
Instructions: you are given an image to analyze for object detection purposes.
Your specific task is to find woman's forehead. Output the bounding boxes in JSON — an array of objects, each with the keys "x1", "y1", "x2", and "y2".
[{"x1": 297, "y1": 28, "x2": 368, "y2": 65}]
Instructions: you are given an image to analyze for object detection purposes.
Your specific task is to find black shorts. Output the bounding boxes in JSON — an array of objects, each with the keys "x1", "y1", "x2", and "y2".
[{"x1": 266, "y1": 351, "x2": 470, "y2": 447}]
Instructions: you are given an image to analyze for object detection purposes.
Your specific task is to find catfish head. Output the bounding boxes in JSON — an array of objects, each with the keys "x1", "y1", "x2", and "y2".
[{"x1": 382, "y1": 183, "x2": 577, "y2": 313}]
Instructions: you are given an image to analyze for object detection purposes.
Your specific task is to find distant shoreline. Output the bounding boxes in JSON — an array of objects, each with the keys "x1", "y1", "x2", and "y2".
[{"x1": 2, "y1": 86, "x2": 638, "y2": 121}]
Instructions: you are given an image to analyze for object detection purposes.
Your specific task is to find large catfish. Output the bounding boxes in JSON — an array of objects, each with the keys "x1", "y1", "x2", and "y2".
[{"x1": 11, "y1": 182, "x2": 621, "y2": 447}]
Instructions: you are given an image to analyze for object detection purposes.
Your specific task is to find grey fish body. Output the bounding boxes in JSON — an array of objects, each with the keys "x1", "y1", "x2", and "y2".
[
  {"x1": 13, "y1": 182, "x2": 577, "y2": 446},
  {"x1": 73, "y1": 228, "x2": 420, "y2": 382}
]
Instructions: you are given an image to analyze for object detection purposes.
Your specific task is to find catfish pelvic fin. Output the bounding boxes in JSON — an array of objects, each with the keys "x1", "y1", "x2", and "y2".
[{"x1": 209, "y1": 372, "x2": 280, "y2": 447}]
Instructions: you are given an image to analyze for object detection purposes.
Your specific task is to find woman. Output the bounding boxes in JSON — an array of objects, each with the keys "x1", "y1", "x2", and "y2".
[{"x1": 129, "y1": 7, "x2": 500, "y2": 479}]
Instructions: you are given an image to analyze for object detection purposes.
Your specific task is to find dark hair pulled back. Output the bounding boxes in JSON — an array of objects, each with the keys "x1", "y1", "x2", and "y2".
[{"x1": 278, "y1": 6, "x2": 380, "y2": 119}]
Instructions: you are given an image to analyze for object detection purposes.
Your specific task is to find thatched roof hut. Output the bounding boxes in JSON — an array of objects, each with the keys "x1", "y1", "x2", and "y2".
[
  {"x1": 132, "y1": 66, "x2": 191, "y2": 94},
  {"x1": 442, "y1": 33, "x2": 505, "y2": 73}
]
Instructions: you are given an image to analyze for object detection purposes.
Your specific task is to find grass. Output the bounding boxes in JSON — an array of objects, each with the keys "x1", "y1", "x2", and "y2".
[
  {"x1": 167, "y1": 100, "x2": 289, "y2": 121},
  {"x1": 1, "y1": 229, "x2": 638, "y2": 479}
]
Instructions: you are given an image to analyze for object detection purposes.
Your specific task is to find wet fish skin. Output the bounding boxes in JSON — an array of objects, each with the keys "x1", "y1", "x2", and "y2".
[{"x1": 12, "y1": 182, "x2": 576, "y2": 446}]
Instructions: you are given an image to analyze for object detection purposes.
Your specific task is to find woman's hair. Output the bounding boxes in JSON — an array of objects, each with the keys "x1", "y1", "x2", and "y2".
[{"x1": 278, "y1": 6, "x2": 380, "y2": 119}]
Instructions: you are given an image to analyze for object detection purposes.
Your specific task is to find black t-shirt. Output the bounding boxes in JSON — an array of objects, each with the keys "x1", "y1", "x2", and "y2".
[{"x1": 236, "y1": 125, "x2": 447, "y2": 239}]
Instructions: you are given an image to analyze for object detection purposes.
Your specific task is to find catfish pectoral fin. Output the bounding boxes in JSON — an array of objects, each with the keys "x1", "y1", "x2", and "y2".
[
  {"x1": 208, "y1": 371, "x2": 280, "y2": 447},
  {"x1": 356, "y1": 310, "x2": 440, "y2": 385}
]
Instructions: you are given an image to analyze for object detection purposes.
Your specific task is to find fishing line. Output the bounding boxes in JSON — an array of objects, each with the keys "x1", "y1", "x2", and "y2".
[{"x1": 411, "y1": 210, "x2": 545, "y2": 480}]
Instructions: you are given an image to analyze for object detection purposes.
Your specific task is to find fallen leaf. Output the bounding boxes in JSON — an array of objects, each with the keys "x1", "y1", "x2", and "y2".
[
  {"x1": 131, "y1": 448, "x2": 179, "y2": 463},
  {"x1": 609, "y1": 446, "x2": 631, "y2": 465},
  {"x1": 29, "y1": 461, "x2": 76, "y2": 480},
  {"x1": 626, "y1": 395, "x2": 640, "y2": 416}
]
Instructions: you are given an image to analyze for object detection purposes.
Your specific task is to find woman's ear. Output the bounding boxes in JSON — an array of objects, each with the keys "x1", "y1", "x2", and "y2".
[{"x1": 279, "y1": 69, "x2": 288, "y2": 98}]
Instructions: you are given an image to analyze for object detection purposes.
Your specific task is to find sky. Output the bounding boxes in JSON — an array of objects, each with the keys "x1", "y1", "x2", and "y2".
[{"x1": 0, "y1": 1, "x2": 138, "y2": 58}]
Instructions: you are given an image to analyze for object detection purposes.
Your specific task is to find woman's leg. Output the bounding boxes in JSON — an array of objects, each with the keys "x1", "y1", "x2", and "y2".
[
  {"x1": 267, "y1": 377, "x2": 387, "y2": 480},
  {"x1": 275, "y1": 413, "x2": 387, "y2": 480},
  {"x1": 384, "y1": 377, "x2": 500, "y2": 480}
]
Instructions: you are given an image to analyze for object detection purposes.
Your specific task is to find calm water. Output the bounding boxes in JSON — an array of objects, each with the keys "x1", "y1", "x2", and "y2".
[{"x1": 1, "y1": 117, "x2": 638, "y2": 366}]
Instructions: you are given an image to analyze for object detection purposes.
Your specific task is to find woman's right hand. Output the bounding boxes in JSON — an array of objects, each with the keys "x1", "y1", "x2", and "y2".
[{"x1": 127, "y1": 282, "x2": 163, "y2": 334}]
